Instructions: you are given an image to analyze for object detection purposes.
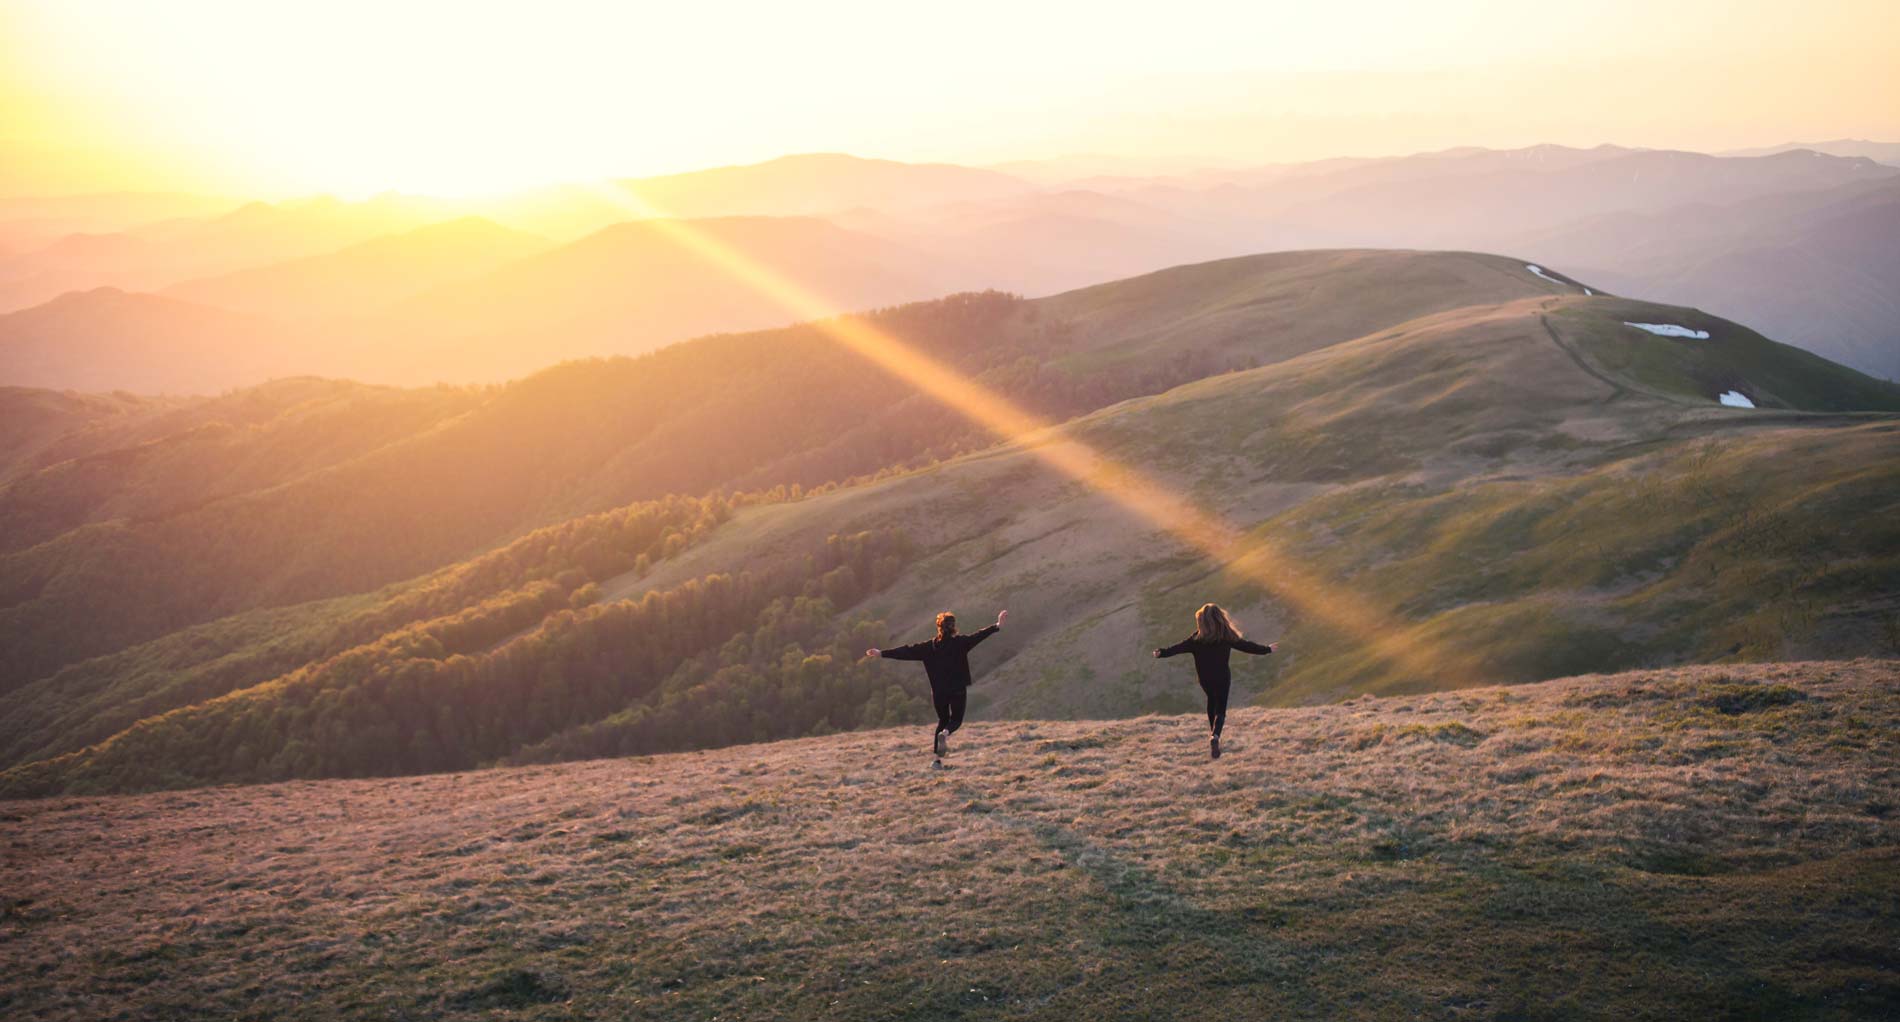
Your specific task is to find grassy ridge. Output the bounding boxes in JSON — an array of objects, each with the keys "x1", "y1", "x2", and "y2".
[{"x1": 3, "y1": 660, "x2": 1893, "y2": 1019}]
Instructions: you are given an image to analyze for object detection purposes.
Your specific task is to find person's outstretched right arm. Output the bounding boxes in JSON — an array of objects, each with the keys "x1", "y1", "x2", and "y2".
[
  {"x1": 869, "y1": 641, "x2": 928, "y2": 661},
  {"x1": 1152, "y1": 638, "x2": 1193, "y2": 659},
  {"x1": 1232, "y1": 638, "x2": 1277, "y2": 656}
]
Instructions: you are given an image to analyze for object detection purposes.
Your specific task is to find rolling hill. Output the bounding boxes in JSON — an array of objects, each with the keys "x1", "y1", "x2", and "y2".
[
  {"x1": 1525, "y1": 179, "x2": 1900, "y2": 380},
  {"x1": 3, "y1": 660, "x2": 1894, "y2": 1019},
  {"x1": 0, "y1": 215, "x2": 961, "y2": 391},
  {"x1": 158, "y1": 217, "x2": 551, "y2": 323},
  {"x1": 3, "y1": 250, "x2": 1898, "y2": 798},
  {"x1": 474, "y1": 152, "x2": 1037, "y2": 238},
  {"x1": 0, "y1": 193, "x2": 455, "y2": 313},
  {"x1": 370, "y1": 214, "x2": 956, "y2": 381},
  {"x1": 0, "y1": 288, "x2": 316, "y2": 393}
]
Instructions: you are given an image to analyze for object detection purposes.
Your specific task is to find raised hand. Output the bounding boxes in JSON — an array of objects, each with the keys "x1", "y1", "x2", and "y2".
[
  {"x1": 1151, "y1": 648, "x2": 1162, "y2": 658},
  {"x1": 865, "y1": 648, "x2": 881, "y2": 658},
  {"x1": 1267, "y1": 642, "x2": 1278, "y2": 653},
  {"x1": 996, "y1": 609, "x2": 1009, "y2": 628}
]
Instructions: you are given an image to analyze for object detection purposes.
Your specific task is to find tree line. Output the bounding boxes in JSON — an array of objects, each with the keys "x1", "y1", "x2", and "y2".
[{"x1": 0, "y1": 529, "x2": 911, "y2": 797}]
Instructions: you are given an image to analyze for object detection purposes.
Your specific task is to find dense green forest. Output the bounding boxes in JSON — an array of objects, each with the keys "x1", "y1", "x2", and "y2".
[
  {"x1": 0, "y1": 494, "x2": 729, "y2": 770},
  {"x1": 0, "y1": 529, "x2": 912, "y2": 796}
]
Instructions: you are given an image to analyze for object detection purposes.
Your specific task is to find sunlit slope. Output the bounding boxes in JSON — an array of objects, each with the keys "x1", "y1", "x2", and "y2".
[
  {"x1": 598, "y1": 293, "x2": 1900, "y2": 719},
  {"x1": 4, "y1": 661, "x2": 1895, "y2": 1020},
  {"x1": 0, "y1": 251, "x2": 1580, "y2": 691}
]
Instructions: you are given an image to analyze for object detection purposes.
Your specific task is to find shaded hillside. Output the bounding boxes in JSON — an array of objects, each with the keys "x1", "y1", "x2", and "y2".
[
  {"x1": 3, "y1": 661, "x2": 1894, "y2": 1019},
  {"x1": 0, "y1": 380, "x2": 480, "y2": 554},
  {"x1": 0, "y1": 387, "x2": 185, "y2": 484}
]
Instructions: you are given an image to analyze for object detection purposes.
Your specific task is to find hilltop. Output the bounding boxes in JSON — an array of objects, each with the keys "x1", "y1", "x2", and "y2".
[{"x1": 3, "y1": 660, "x2": 1894, "y2": 1019}]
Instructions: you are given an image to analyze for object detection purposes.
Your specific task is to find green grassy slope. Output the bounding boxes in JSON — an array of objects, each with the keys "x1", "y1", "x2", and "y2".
[
  {"x1": 607, "y1": 293, "x2": 1900, "y2": 723},
  {"x1": 7, "y1": 253, "x2": 1898, "y2": 794},
  {"x1": 3, "y1": 660, "x2": 1894, "y2": 1020}
]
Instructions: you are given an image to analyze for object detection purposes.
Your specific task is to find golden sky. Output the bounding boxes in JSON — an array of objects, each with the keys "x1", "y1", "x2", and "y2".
[{"x1": 3, "y1": 0, "x2": 1897, "y2": 198}]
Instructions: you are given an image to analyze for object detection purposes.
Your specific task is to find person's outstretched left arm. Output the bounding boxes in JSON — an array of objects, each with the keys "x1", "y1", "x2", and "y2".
[
  {"x1": 1153, "y1": 637, "x2": 1193, "y2": 658},
  {"x1": 1233, "y1": 638, "x2": 1278, "y2": 656}
]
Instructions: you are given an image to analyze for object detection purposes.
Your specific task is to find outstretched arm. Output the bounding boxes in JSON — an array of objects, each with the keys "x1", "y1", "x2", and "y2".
[
  {"x1": 964, "y1": 622, "x2": 1001, "y2": 648},
  {"x1": 1233, "y1": 639, "x2": 1277, "y2": 656},
  {"x1": 1152, "y1": 638, "x2": 1193, "y2": 659},
  {"x1": 871, "y1": 641, "x2": 928, "y2": 661}
]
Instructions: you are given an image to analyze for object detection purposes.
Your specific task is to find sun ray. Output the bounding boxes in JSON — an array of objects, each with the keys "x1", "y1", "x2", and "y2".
[{"x1": 580, "y1": 182, "x2": 1475, "y2": 687}]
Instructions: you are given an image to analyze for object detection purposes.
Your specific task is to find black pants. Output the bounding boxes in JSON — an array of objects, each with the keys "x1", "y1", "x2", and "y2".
[
  {"x1": 1200, "y1": 677, "x2": 1230, "y2": 737},
  {"x1": 933, "y1": 685, "x2": 967, "y2": 735}
]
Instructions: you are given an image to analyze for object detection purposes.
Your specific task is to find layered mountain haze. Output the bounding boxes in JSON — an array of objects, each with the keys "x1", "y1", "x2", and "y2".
[
  {"x1": 3, "y1": 250, "x2": 1896, "y2": 798},
  {"x1": 0, "y1": 193, "x2": 456, "y2": 311},
  {"x1": 0, "y1": 288, "x2": 314, "y2": 393},
  {"x1": 4, "y1": 146, "x2": 1898, "y2": 394},
  {"x1": 0, "y1": 213, "x2": 961, "y2": 390},
  {"x1": 371, "y1": 215, "x2": 955, "y2": 382},
  {"x1": 158, "y1": 217, "x2": 552, "y2": 322},
  {"x1": 1723, "y1": 139, "x2": 1900, "y2": 165}
]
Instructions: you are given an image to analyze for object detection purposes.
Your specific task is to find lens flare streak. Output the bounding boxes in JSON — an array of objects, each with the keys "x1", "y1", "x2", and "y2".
[{"x1": 586, "y1": 182, "x2": 1468, "y2": 686}]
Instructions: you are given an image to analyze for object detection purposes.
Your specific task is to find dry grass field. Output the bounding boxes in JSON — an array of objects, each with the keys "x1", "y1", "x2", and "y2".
[{"x1": 4, "y1": 659, "x2": 1897, "y2": 1020}]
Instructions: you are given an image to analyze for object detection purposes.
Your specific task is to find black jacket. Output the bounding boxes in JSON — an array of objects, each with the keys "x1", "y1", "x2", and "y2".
[
  {"x1": 882, "y1": 625, "x2": 999, "y2": 691},
  {"x1": 1156, "y1": 635, "x2": 1272, "y2": 687}
]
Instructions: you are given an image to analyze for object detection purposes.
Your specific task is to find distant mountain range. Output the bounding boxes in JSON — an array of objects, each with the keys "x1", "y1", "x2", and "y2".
[
  {"x1": 1721, "y1": 139, "x2": 1900, "y2": 165},
  {"x1": 1, "y1": 143, "x2": 1897, "y2": 392}
]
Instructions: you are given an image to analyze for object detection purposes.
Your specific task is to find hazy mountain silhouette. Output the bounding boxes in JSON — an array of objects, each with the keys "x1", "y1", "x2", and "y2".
[
  {"x1": 1721, "y1": 139, "x2": 1900, "y2": 165},
  {"x1": 159, "y1": 217, "x2": 550, "y2": 322},
  {"x1": 0, "y1": 288, "x2": 314, "y2": 393}
]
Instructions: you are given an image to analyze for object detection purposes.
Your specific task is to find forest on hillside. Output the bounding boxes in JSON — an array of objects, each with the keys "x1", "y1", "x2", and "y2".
[{"x1": 0, "y1": 528, "x2": 916, "y2": 796}]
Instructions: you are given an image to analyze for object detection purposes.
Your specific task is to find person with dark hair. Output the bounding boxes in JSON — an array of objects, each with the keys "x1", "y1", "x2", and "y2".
[
  {"x1": 867, "y1": 609, "x2": 1007, "y2": 759},
  {"x1": 1153, "y1": 603, "x2": 1276, "y2": 759}
]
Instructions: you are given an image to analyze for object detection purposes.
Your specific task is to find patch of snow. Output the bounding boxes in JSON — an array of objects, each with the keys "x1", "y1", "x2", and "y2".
[
  {"x1": 1525, "y1": 263, "x2": 1566, "y2": 286},
  {"x1": 1718, "y1": 390, "x2": 1755, "y2": 408},
  {"x1": 1624, "y1": 322, "x2": 1710, "y2": 339}
]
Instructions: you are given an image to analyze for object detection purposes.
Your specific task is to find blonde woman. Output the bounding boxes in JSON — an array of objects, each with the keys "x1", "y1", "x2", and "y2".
[
  {"x1": 868, "y1": 609, "x2": 1007, "y2": 759},
  {"x1": 1153, "y1": 603, "x2": 1276, "y2": 759}
]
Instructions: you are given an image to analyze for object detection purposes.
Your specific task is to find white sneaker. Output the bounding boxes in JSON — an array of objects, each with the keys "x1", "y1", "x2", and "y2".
[{"x1": 934, "y1": 730, "x2": 947, "y2": 757}]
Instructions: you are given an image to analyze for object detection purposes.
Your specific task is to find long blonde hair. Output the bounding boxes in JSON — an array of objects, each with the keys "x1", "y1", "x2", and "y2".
[
  {"x1": 935, "y1": 611, "x2": 958, "y2": 642},
  {"x1": 1193, "y1": 603, "x2": 1242, "y2": 642}
]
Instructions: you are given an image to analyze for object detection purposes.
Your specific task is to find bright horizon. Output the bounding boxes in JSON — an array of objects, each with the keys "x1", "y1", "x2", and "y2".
[{"x1": 4, "y1": 0, "x2": 1898, "y2": 200}]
